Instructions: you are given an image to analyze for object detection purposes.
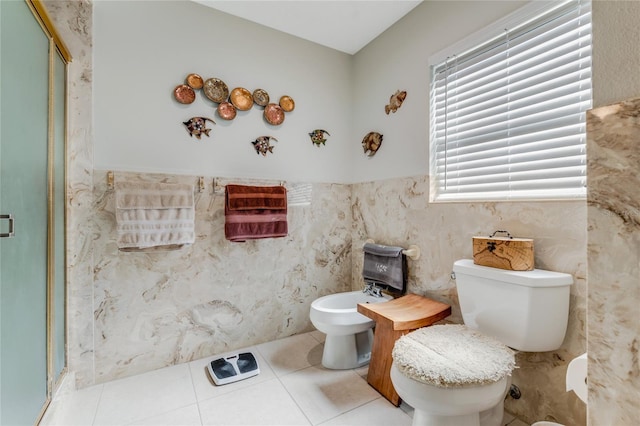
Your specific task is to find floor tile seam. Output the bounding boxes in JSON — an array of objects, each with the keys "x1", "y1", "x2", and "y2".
[
  {"x1": 308, "y1": 330, "x2": 325, "y2": 344},
  {"x1": 276, "y1": 365, "x2": 379, "y2": 425},
  {"x1": 187, "y1": 359, "x2": 205, "y2": 426},
  {"x1": 273, "y1": 368, "x2": 314, "y2": 426},
  {"x1": 121, "y1": 401, "x2": 202, "y2": 426},
  {"x1": 253, "y1": 344, "x2": 308, "y2": 379},
  {"x1": 89, "y1": 383, "x2": 106, "y2": 425},
  {"x1": 313, "y1": 395, "x2": 387, "y2": 426},
  {"x1": 94, "y1": 366, "x2": 198, "y2": 426},
  {"x1": 194, "y1": 376, "x2": 281, "y2": 405}
]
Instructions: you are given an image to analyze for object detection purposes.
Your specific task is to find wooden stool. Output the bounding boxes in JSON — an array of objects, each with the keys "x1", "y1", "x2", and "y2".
[{"x1": 357, "y1": 293, "x2": 451, "y2": 406}]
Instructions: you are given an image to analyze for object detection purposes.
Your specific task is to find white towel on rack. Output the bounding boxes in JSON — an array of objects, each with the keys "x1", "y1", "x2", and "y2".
[{"x1": 115, "y1": 182, "x2": 195, "y2": 249}]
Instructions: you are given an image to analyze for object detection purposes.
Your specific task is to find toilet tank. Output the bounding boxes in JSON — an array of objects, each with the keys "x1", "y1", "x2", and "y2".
[{"x1": 453, "y1": 259, "x2": 573, "y2": 352}]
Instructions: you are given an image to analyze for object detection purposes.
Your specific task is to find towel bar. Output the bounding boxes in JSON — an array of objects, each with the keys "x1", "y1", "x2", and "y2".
[
  {"x1": 105, "y1": 171, "x2": 205, "y2": 193},
  {"x1": 364, "y1": 239, "x2": 421, "y2": 260},
  {"x1": 213, "y1": 177, "x2": 286, "y2": 194}
]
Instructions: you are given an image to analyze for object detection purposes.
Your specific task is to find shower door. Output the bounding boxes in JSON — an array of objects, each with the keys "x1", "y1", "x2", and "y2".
[{"x1": 1, "y1": 0, "x2": 70, "y2": 424}]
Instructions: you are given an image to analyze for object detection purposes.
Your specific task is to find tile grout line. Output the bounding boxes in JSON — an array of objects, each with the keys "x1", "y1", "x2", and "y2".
[
  {"x1": 255, "y1": 342, "x2": 315, "y2": 425},
  {"x1": 90, "y1": 384, "x2": 106, "y2": 426},
  {"x1": 187, "y1": 361, "x2": 205, "y2": 426}
]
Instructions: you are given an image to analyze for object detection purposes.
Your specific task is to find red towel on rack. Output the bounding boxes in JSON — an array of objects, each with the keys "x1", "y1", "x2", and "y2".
[{"x1": 224, "y1": 184, "x2": 288, "y2": 242}]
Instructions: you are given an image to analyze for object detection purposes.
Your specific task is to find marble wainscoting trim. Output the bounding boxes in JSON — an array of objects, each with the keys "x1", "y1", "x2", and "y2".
[
  {"x1": 350, "y1": 176, "x2": 587, "y2": 426},
  {"x1": 91, "y1": 171, "x2": 352, "y2": 384},
  {"x1": 587, "y1": 98, "x2": 640, "y2": 425},
  {"x1": 44, "y1": 0, "x2": 96, "y2": 388}
]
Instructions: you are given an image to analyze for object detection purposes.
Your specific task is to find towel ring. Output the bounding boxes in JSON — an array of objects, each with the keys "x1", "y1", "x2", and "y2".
[{"x1": 364, "y1": 239, "x2": 421, "y2": 260}]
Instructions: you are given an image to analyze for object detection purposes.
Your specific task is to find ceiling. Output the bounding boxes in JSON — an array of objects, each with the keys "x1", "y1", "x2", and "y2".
[{"x1": 193, "y1": 1, "x2": 423, "y2": 55}]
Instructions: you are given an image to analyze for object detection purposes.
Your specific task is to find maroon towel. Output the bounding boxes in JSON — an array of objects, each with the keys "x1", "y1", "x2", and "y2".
[
  {"x1": 224, "y1": 185, "x2": 288, "y2": 242},
  {"x1": 226, "y1": 184, "x2": 287, "y2": 210}
]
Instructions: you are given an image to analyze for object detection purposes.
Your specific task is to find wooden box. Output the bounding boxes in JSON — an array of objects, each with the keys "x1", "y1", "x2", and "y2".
[{"x1": 472, "y1": 233, "x2": 534, "y2": 271}]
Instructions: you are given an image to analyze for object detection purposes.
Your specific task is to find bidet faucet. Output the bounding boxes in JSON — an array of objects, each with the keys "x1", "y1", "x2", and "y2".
[{"x1": 363, "y1": 282, "x2": 383, "y2": 297}]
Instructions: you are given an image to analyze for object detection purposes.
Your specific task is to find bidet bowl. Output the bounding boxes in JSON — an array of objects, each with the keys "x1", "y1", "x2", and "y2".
[
  {"x1": 310, "y1": 290, "x2": 393, "y2": 369},
  {"x1": 310, "y1": 290, "x2": 392, "y2": 335}
]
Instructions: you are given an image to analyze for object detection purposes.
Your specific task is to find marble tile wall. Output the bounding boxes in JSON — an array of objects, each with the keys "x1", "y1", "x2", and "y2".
[
  {"x1": 587, "y1": 98, "x2": 640, "y2": 425},
  {"x1": 43, "y1": 0, "x2": 95, "y2": 387},
  {"x1": 351, "y1": 177, "x2": 587, "y2": 425},
  {"x1": 90, "y1": 171, "x2": 352, "y2": 383}
]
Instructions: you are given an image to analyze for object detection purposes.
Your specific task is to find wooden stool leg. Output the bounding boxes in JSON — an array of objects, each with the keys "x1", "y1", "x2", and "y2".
[{"x1": 366, "y1": 321, "x2": 405, "y2": 406}]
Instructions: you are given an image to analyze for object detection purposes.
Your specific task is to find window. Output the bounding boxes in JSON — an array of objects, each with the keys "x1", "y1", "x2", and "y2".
[{"x1": 429, "y1": 0, "x2": 592, "y2": 202}]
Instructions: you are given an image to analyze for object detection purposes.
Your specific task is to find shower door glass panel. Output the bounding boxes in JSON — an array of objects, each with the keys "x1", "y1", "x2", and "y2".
[{"x1": 0, "y1": 0, "x2": 50, "y2": 424}]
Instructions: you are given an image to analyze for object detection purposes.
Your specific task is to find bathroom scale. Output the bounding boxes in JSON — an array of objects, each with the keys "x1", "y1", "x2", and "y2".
[{"x1": 207, "y1": 351, "x2": 260, "y2": 386}]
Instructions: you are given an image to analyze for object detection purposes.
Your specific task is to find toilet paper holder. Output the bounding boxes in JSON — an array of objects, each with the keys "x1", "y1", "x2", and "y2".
[{"x1": 566, "y1": 352, "x2": 587, "y2": 403}]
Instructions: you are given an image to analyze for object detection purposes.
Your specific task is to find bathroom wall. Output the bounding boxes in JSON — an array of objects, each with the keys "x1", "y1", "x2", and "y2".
[
  {"x1": 350, "y1": 2, "x2": 587, "y2": 424},
  {"x1": 89, "y1": 170, "x2": 351, "y2": 383},
  {"x1": 46, "y1": 1, "x2": 640, "y2": 424},
  {"x1": 350, "y1": 0, "x2": 526, "y2": 182},
  {"x1": 591, "y1": 1, "x2": 640, "y2": 108},
  {"x1": 93, "y1": 0, "x2": 354, "y2": 183},
  {"x1": 585, "y1": 2, "x2": 640, "y2": 425},
  {"x1": 586, "y1": 98, "x2": 640, "y2": 425},
  {"x1": 350, "y1": 178, "x2": 587, "y2": 426}
]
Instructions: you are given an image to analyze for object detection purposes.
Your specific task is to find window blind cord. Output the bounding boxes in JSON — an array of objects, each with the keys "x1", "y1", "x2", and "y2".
[
  {"x1": 505, "y1": 28, "x2": 512, "y2": 190},
  {"x1": 444, "y1": 55, "x2": 451, "y2": 190},
  {"x1": 443, "y1": 54, "x2": 458, "y2": 191}
]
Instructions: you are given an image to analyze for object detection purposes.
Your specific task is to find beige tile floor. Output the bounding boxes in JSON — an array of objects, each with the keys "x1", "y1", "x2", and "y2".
[{"x1": 41, "y1": 331, "x2": 529, "y2": 426}]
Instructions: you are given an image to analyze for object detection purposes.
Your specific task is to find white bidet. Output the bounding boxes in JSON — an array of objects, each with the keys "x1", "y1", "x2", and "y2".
[{"x1": 310, "y1": 290, "x2": 391, "y2": 369}]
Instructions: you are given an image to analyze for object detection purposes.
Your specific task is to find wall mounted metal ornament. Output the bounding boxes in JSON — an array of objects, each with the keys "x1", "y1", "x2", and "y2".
[
  {"x1": 174, "y1": 73, "x2": 295, "y2": 130},
  {"x1": 264, "y1": 104, "x2": 285, "y2": 125},
  {"x1": 174, "y1": 84, "x2": 196, "y2": 104},
  {"x1": 217, "y1": 102, "x2": 237, "y2": 120},
  {"x1": 385, "y1": 90, "x2": 407, "y2": 114},
  {"x1": 279, "y1": 95, "x2": 295, "y2": 112},
  {"x1": 252, "y1": 136, "x2": 278, "y2": 156},
  {"x1": 253, "y1": 89, "x2": 269, "y2": 106},
  {"x1": 230, "y1": 87, "x2": 253, "y2": 111},
  {"x1": 362, "y1": 132, "x2": 383, "y2": 157},
  {"x1": 309, "y1": 129, "x2": 330, "y2": 147},
  {"x1": 186, "y1": 73, "x2": 204, "y2": 89},
  {"x1": 183, "y1": 117, "x2": 216, "y2": 139},
  {"x1": 203, "y1": 77, "x2": 229, "y2": 103}
]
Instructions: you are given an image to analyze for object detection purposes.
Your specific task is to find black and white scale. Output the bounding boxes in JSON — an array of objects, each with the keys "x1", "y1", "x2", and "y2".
[{"x1": 207, "y1": 351, "x2": 260, "y2": 385}]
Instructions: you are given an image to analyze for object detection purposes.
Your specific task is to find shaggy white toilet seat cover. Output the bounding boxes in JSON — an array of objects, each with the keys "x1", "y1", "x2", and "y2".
[{"x1": 392, "y1": 324, "x2": 515, "y2": 388}]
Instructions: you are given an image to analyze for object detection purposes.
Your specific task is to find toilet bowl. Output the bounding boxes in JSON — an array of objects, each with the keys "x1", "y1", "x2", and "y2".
[
  {"x1": 391, "y1": 363, "x2": 509, "y2": 426},
  {"x1": 390, "y1": 260, "x2": 574, "y2": 426},
  {"x1": 392, "y1": 324, "x2": 515, "y2": 426},
  {"x1": 310, "y1": 290, "x2": 392, "y2": 369}
]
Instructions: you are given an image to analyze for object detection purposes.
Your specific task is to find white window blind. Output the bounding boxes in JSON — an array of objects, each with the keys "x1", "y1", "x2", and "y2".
[{"x1": 429, "y1": 0, "x2": 592, "y2": 202}]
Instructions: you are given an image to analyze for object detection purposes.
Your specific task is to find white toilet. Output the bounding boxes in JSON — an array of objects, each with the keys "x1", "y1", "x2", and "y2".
[
  {"x1": 310, "y1": 290, "x2": 392, "y2": 369},
  {"x1": 390, "y1": 259, "x2": 573, "y2": 426}
]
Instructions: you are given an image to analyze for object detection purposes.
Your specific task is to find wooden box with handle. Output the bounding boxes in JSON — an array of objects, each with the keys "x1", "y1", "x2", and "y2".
[{"x1": 472, "y1": 230, "x2": 534, "y2": 271}]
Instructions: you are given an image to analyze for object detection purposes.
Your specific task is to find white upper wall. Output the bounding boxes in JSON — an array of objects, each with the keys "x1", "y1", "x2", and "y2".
[
  {"x1": 96, "y1": 1, "x2": 636, "y2": 184},
  {"x1": 350, "y1": 1, "x2": 526, "y2": 182},
  {"x1": 94, "y1": 0, "x2": 353, "y2": 183},
  {"x1": 591, "y1": 1, "x2": 640, "y2": 107}
]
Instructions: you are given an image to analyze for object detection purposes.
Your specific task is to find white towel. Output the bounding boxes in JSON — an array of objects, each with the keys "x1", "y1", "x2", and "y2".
[{"x1": 115, "y1": 182, "x2": 195, "y2": 249}]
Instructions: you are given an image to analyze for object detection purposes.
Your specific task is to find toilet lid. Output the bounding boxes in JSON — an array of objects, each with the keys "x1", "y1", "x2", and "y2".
[{"x1": 392, "y1": 324, "x2": 515, "y2": 388}]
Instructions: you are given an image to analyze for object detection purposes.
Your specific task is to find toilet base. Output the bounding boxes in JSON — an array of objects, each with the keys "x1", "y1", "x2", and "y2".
[
  {"x1": 411, "y1": 399, "x2": 503, "y2": 426},
  {"x1": 322, "y1": 329, "x2": 373, "y2": 369}
]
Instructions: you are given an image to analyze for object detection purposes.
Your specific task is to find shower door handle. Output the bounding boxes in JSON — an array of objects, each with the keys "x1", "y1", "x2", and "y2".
[{"x1": 0, "y1": 214, "x2": 15, "y2": 238}]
